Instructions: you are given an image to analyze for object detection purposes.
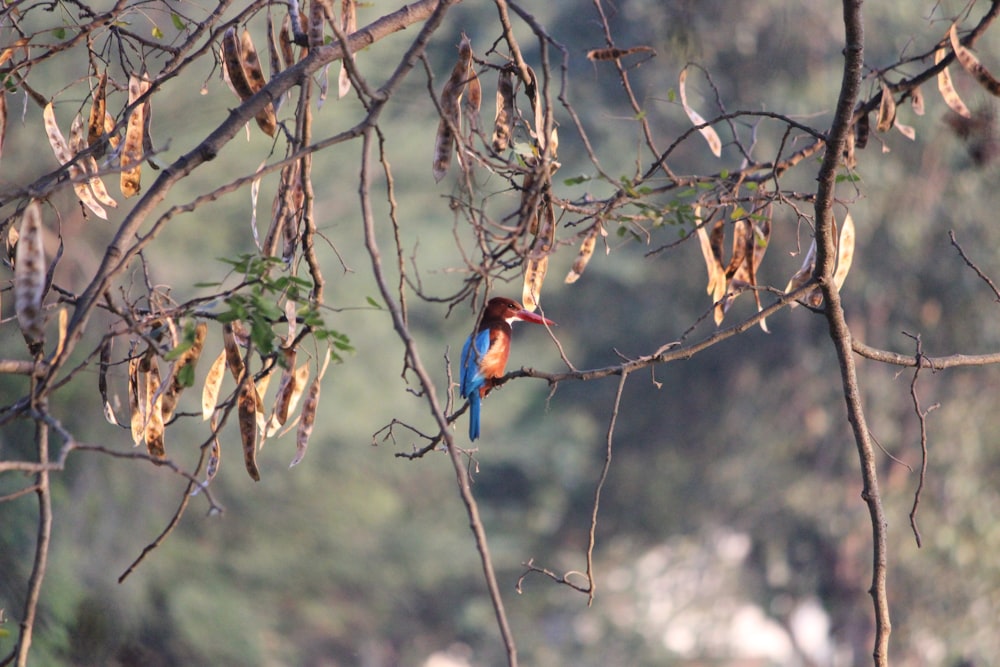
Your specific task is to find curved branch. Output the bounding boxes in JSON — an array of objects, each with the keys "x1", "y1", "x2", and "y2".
[{"x1": 815, "y1": 3, "x2": 891, "y2": 666}]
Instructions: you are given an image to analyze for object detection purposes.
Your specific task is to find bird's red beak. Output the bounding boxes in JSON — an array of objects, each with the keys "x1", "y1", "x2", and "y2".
[{"x1": 514, "y1": 310, "x2": 556, "y2": 326}]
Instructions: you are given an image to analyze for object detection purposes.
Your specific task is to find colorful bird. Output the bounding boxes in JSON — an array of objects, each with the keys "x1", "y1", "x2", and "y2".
[{"x1": 460, "y1": 297, "x2": 555, "y2": 441}]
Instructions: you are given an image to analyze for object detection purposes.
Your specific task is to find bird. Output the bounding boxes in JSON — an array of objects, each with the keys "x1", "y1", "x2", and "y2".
[{"x1": 460, "y1": 296, "x2": 555, "y2": 441}]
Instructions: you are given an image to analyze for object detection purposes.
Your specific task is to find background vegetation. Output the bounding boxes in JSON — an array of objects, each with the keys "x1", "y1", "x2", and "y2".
[{"x1": 3, "y1": 1, "x2": 1000, "y2": 665}]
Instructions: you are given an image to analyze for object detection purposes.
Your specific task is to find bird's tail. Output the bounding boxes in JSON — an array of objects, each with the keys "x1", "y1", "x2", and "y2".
[{"x1": 468, "y1": 392, "x2": 481, "y2": 441}]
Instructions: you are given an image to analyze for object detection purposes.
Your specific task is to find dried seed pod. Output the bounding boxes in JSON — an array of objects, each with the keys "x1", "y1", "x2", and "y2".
[
  {"x1": 206, "y1": 413, "x2": 222, "y2": 482},
  {"x1": 432, "y1": 34, "x2": 473, "y2": 182},
  {"x1": 129, "y1": 354, "x2": 145, "y2": 445},
  {"x1": 949, "y1": 23, "x2": 1000, "y2": 96},
  {"x1": 145, "y1": 358, "x2": 166, "y2": 458},
  {"x1": 268, "y1": 361, "x2": 310, "y2": 437},
  {"x1": 876, "y1": 82, "x2": 896, "y2": 133},
  {"x1": 855, "y1": 109, "x2": 870, "y2": 149},
  {"x1": 308, "y1": 0, "x2": 329, "y2": 49},
  {"x1": 162, "y1": 322, "x2": 208, "y2": 421},
  {"x1": 565, "y1": 224, "x2": 599, "y2": 284},
  {"x1": 586, "y1": 45, "x2": 656, "y2": 61},
  {"x1": 87, "y1": 70, "x2": 108, "y2": 150},
  {"x1": 279, "y1": 13, "x2": 298, "y2": 68},
  {"x1": 679, "y1": 67, "x2": 722, "y2": 157},
  {"x1": 43, "y1": 103, "x2": 107, "y2": 219},
  {"x1": 98, "y1": 337, "x2": 116, "y2": 424},
  {"x1": 290, "y1": 350, "x2": 329, "y2": 467},
  {"x1": 239, "y1": 379, "x2": 261, "y2": 481},
  {"x1": 936, "y1": 47, "x2": 972, "y2": 119},
  {"x1": 833, "y1": 212, "x2": 856, "y2": 291},
  {"x1": 70, "y1": 114, "x2": 117, "y2": 211},
  {"x1": 120, "y1": 74, "x2": 150, "y2": 198},
  {"x1": 202, "y1": 349, "x2": 227, "y2": 420},
  {"x1": 492, "y1": 66, "x2": 515, "y2": 153},
  {"x1": 222, "y1": 28, "x2": 255, "y2": 100},
  {"x1": 222, "y1": 321, "x2": 246, "y2": 381},
  {"x1": 290, "y1": 374, "x2": 321, "y2": 467},
  {"x1": 15, "y1": 201, "x2": 46, "y2": 349},
  {"x1": 241, "y1": 30, "x2": 277, "y2": 135}
]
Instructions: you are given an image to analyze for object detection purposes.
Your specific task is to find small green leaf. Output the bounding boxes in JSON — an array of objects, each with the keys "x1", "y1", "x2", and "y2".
[
  {"x1": 366, "y1": 296, "x2": 383, "y2": 309},
  {"x1": 176, "y1": 363, "x2": 196, "y2": 387},
  {"x1": 744, "y1": 181, "x2": 759, "y2": 191},
  {"x1": 171, "y1": 13, "x2": 185, "y2": 30},
  {"x1": 730, "y1": 206, "x2": 748, "y2": 220},
  {"x1": 151, "y1": 25, "x2": 164, "y2": 39},
  {"x1": 53, "y1": 27, "x2": 66, "y2": 39},
  {"x1": 563, "y1": 174, "x2": 592, "y2": 186}
]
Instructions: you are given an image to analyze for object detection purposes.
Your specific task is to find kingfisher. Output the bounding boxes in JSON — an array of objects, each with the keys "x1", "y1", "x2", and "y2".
[{"x1": 460, "y1": 297, "x2": 555, "y2": 441}]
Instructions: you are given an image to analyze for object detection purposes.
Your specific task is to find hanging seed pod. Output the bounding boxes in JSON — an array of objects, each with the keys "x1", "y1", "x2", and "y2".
[
  {"x1": 202, "y1": 349, "x2": 227, "y2": 420},
  {"x1": 492, "y1": 66, "x2": 515, "y2": 153},
  {"x1": 70, "y1": 114, "x2": 117, "y2": 211},
  {"x1": 43, "y1": 103, "x2": 108, "y2": 219},
  {"x1": 936, "y1": 47, "x2": 972, "y2": 118},
  {"x1": 120, "y1": 74, "x2": 150, "y2": 198},
  {"x1": 308, "y1": 0, "x2": 329, "y2": 49},
  {"x1": 565, "y1": 224, "x2": 599, "y2": 284},
  {"x1": 99, "y1": 337, "x2": 116, "y2": 425},
  {"x1": 679, "y1": 67, "x2": 722, "y2": 158},
  {"x1": 875, "y1": 82, "x2": 896, "y2": 133},
  {"x1": 87, "y1": 70, "x2": 108, "y2": 152},
  {"x1": 239, "y1": 379, "x2": 261, "y2": 480},
  {"x1": 144, "y1": 358, "x2": 166, "y2": 458},
  {"x1": 15, "y1": 201, "x2": 46, "y2": 350},
  {"x1": 432, "y1": 34, "x2": 473, "y2": 182},
  {"x1": 222, "y1": 321, "x2": 246, "y2": 381},
  {"x1": 161, "y1": 321, "x2": 208, "y2": 421},
  {"x1": 206, "y1": 411, "x2": 222, "y2": 482},
  {"x1": 949, "y1": 23, "x2": 1000, "y2": 96},
  {"x1": 241, "y1": 30, "x2": 277, "y2": 136},
  {"x1": 129, "y1": 354, "x2": 145, "y2": 445}
]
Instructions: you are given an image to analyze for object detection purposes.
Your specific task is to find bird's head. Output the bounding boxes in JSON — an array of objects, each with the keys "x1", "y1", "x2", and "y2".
[{"x1": 484, "y1": 297, "x2": 556, "y2": 326}]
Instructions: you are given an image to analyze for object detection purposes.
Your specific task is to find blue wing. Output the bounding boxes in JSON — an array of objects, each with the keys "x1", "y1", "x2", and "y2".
[{"x1": 460, "y1": 329, "x2": 491, "y2": 441}]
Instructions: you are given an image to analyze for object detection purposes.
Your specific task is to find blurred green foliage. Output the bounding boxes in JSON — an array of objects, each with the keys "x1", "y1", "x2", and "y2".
[{"x1": 3, "y1": 1, "x2": 1000, "y2": 666}]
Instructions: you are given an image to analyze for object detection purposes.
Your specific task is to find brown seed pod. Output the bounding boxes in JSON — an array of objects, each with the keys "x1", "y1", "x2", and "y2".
[
  {"x1": 161, "y1": 322, "x2": 208, "y2": 421},
  {"x1": 222, "y1": 321, "x2": 246, "y2": 381},
  {"x1": 875, "y1": 82, "x2": 896, "y2": 133},
  {"x1": 949, "y1": 23, "x2": 1000, "y2": 97},
  {"x1": 129, "y1": 354, "x2": 145, "y2": 445},
  {"x1": 565, "y1": 224, "x2": 599, "y2": 284},
  {"x1": 586, "y1": 45, "x2": 656, "y2": 61},
  {"x1": 87, "y1": 70, "x2": 107, "y2": 150},
  {"x1": 492, "y1": 66, "x2": 515, "y2": 153},
  {"x1": 432, "y1": 34, "x2": 474, "y2": 182},
  {"x1": 145, "y1": 358, "x2": 166, "y2": 458},
  {"x1": 15, "y1": 201, "x2": 46, "y2": 349},
  {"x1": 120, "y1": 74, "x2": 150, "y2": 198},
  {"x1": 239, "y1": 379, "x2": 261, "y2": 481}
]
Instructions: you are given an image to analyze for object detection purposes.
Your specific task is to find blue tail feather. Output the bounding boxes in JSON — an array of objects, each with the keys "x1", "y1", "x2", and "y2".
[{"x1": 468, "y1": 392, "x2": 481, "y2": 441}]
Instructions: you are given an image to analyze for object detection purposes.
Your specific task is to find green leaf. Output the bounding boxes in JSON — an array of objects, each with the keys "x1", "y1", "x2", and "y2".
[
  {"x1": 366, "y1": 296, "x2": 383, "y2": 309},
  {"x1": 176, "y1": 363, "x2": 196, "y2": 388},
  {"x1": 171, "y1": 12, "x2": 185, "y2": 30},
  {"x1": 164, "y1": 339, "x2": 193, "y2": 361},
  {"x1": 563, "y1": 174, "x2": 593, "y2": 186},
  {"x1": 152, "y1": 25, "x2": 164, "y2": 39},
  {"x1": 53, "y1": 27, "x2": 66, "y2": 39}
]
